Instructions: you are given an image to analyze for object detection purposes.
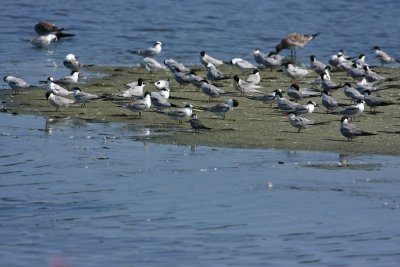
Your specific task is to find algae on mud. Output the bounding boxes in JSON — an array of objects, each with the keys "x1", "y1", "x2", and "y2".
[{"x1": 1, "y1": 64, "x2": 400, "y2": 155}]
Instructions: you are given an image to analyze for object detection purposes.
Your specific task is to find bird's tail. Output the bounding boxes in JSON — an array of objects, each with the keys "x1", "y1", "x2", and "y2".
[
  {"x1": 311, "y1": 32, "x2": 321, "y2": 39},
  {"x1": 359, "y1": 131, "x2": 377, "y2": 136},
  {"x1": 55, "y1": 32, "x2": 75, "y2": 38}
]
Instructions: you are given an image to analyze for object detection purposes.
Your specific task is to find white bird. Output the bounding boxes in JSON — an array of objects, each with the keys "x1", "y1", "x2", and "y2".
[
  {"x1": 154, "y1": 79, "x2": 170, "y2": 90},
  {"x1": 275, "y1": 32, "x2": 320, "y2": 59},
  {"x1": 3, "y1": 75, "x2": 31, "y2": 94},
  {"x1": 372, "y1": 46, "x2": 399, "y2": 66},
  {"x1": 46, "y1": 77, "x2": 72, "y2": 96},
  {"x1": 46, "y1": 91, "x2": 74, "y2": 112},
  {"x1": 54, "y1": 70, "x2": 79, "y2": 86},
  {"x1": 124, "y1": 92, "x2": 152, "y2": 116},
  {"x1": 162, "y1": 105, "x2": 193, "y2": 124},
  {"x1": 340, "y1": 116, "x2": 376, "y2": 141},
  {"x1": 164, "y1": 59, "x2": 190, "y2": 73},
  {"x1": 205, "y1": 99, "x2": 239, "y2": 119},
  {"x1": 343, "y1": 82, "x2": 364, "y2": 103},
  {"x1": 245, "y1": 69, "x2": 261, "y2": 85},
  {"x1": 336, "y1": 100, "x2": 365, "y2": 120},
  {"x1": 355, "y1": 78, "x2": 379, "y2": 94},
  {"x1": 72, "y1": 87, "x2": 100, "y2": 107},
  {"x1": 119, "y1": 78, "x2": 145, "y2": 99},
  {"x1": 150, "y1": 90, "x2": 174, "y2": 110},
  {"x1": 287, "y1": 83, "x2": 321, "y2": 102},
  {"x1": 31, "y1": 34, "x2": 57, "y2": 47},
  {"x1": 230, "y1": 58, "x2": 257, "y2": 72},
  {"x1": 282, "y1": 62, "x2": 309, "y2": 82},
  {"x1": 129, "y1": 41, "x2": 163, "y2": 58},
  {"x1": 336, "y1": 54, "x2": 353, "y2": 70},
  {"x1": 253, "y1": 49, "x2": 283, "y2": 70},
  {"x1": 206, "y1": 63, "x2": 230, "y2": 81},
  {"x1": 246, "y1": 90, "x2": 277, "y2": 107},
  {"x1": 348, "y1": 63, "x2": 365, "y2": 80},
  {"x1": 200, "y1": 51, "x2": 224, "y2": 67},
  {"x1": 310, "y1": 55, "x2": 327, "y2": 76},
  {"x1": 63, "y1": 54, "x2": 83, "y2": 71},
  {"x1": 363, "y1": 66, "x2": 386, "y2": 84},
  {"x1": 321, "y1": 90, "x2": 340, "y2": 112},
  {"x1": 141, "y1": 57, "x2": 166, "y2": 72},
  {"x1": 233, "y1": 75, "x2": 262, "y2": 96},
  {"x1": 199, "y1": 79, "x2": 226, "y2": 100},
  {"x1": 320, "y1": 72, "x2": 341, "y2": 93},
  {"x1": 287, "y1": 113, "x2": 328, "y2": 133}
]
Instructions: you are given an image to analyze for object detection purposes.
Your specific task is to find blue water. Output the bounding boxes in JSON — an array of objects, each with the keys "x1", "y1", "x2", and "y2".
[
  {"x1": 1, "y1": 0, "x2": 400, "y2": 85},
  {"x1": 1, "y1": 0, "x2": 400, "y2": 266}
]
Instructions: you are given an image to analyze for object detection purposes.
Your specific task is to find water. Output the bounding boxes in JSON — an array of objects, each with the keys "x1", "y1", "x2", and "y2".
[
  {"x1": 1, "y1": 113, "x2": 400, "y2": 266},
  {"x1": 1, "y1": 0, "x2": 400, "y2": 266},
  {"x1": 1, "y1": 0, "x2": 400, "y2": 85}
]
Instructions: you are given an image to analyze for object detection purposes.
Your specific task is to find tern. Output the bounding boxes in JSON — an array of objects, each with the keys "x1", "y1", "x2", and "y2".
[
  {"x1": 206, "y1": 63, "x2": 230, "y2": 81},
  {"x1": 63, "y1": 54, "x2": 90, "y2": 71},
  {"x1": 31, "y1": 34, "x2": 57, "y2": 48},
  {"x1": 189, "y1": 114, "x2": 211, "y2": 132},
  {"x1": 46, "y1": 77, "x2": 72, "y2": 96},
  {"x1": 282, "y1": 62, "x2": 309, "y2": 82},
  {"x1": 245, "y1": 69, "x2": 261, "y2": 85},
  {"x1": 372, "y1": 46, "x2": 399, "y2": 66},
  {"x1": 363, "y1": 90, "x2": 395, "y2": 112},
  {"x1": 150, "y1": 90, "x2": 176, "y2": 110},
  {"x1": 142, "y1": 57, "x2": 166, "y2": 72},
  {"x1": 321, "y1": 90, "x2": 342, "y2": 113},
  {"x1": 336, "y1": 100, "x2": 365, "y2": 120},
  {"x1": 230, "y1": 58, "x2": 257, "y2": 72},
  {"x1": 154, "y1": 78, "x2": 170, "y2": 90},
  {"x1": 54, "y1": 70, "x2": 79, "y2": 87},
  {"x1": 246, "y1": 90, "x2": 277, "y2": 107},
  {"x1": 310, "y1": 55, "x2": 327, "y2": 76},
  {"x1": 200, "y1": 51, "x2": 224, "y2": 67},
  {"x1": 46, "y1": 91, "x2": 74, "y2": 112},
  {"x1": 287, "y1": 83, "x2": 321, "y2": 102},
  {"x1": 161, "y1": 104, "x2": 193, "y2": 124},
  {"x1": 3, "y1": 75, "x2": 32, "y2": 95},
  {"x1": 129, "y1": 41, "x2": 163, "y2": 58},
  {"x1": 343, "y1": 82, "x2": 364, "y2": 103},
  {"x1": 253, "y1": 49, "x2": 282, "y2": 70},
  {"x1": 320, "y1": 73, "x2": 341, "y2": 93},
  {"x1": 199, "y1": 80, "x2": 226, "y2": 100},
  {"x1": 72, "y1": 87, "x2": 100, "y2": 107},
  {"x1": 118, "y1": 78, "x2": 145, "y2": 99},
  {"x1": 287, "y1": 113, "x2": 328, "y2": 133},
  {"x1": 205, "y1": 99, "x2": 239, "y2": 119},
  {"x1": 233, "y1": 75, "x2": 262, "y2": 96},
  {"x1": 164, "y1": 59, "x2": 191, "y2": 73},
  {"x1": 124, "y1": 92, "x2": 152, "y2": 116},
  {"x1": 340, "y1": 117, "x2": 376, "y2": 141}
]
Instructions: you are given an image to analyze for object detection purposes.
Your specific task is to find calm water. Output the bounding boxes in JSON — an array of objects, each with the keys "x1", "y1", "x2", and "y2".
[
  {"x1": 1, "y1": 113, "x2": 400, "y2": 266},
  {"x1": 1, "y1": 0, "x2": 400, "y2": 266},
  {"x1": 1, "y1": 0, "x2": 400, "y2": 85}
]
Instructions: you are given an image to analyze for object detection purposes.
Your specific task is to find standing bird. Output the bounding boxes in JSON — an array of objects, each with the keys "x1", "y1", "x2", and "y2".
[
  {"x1": 206, "y1": 63, "x2": 230, "y2": 81},
  {"x1": 253, "y1": 49, "x2": 282, "y2": 70},
  {"x1": 45, "y1": 91, "x2": 74, "y2": 112},
  {"x1": 320, "y1": 73, "x2": 341, "y2": 94},
  {"x1": 154, "y1": 79, "x2": 170, "y2": 90},
  {"x1": 34, "y1": 20, "x2": 75, "y2": 38},
  {"x1": 245, "y1": 69, "x2": 261, "y2": 85},
  {"x1": 340, "y1": 117, "x2": 377, "y2": 141},
  {"x1": 3, "y1": 75, "x2": 31, "y2": 95},
  {"x1": 275, "y1": 32, "x2": 320, "y2": 59},
  {"x1": 189, "y1": 114, "x2": 212, "y2": 133},
  {"x1": 363, "y1": 66, "x2": 386, "y2": 84},
  {"x1": 124, "y1": 92, "x2": 152, "y2": 116},
  {"x1": 282, "y1": 62, "x2": 309, "y2": 82},
  {"x1": 343, "y1": 82, "x2": 364, "y2": 103},
  {"x1": 164, "y1": 59, "x2": 191, "y2": 73},
  {"x1": 205, "y1": 99, "x2": 239, "y2": 119},
  {"x1": 118, "y1": 78, "x2": 145, "y2": 99},
  {"x1": 150, "y1": 90, "x2": 175, "y2": 110},
  {"x1": 336, "y1": 100, "x2": 365, "y2": 121},
  {"x1": 129, "y1": 41, "x2": 163, "y2": 58},
  {"x1": 287, "y1": 113, "x2": 328, "y2": 133},
  {"x1": 233, "y1": 75, "x2": 262, "y2": 96},
  {"x1": 46, "y1": 77, "x2": 72, "y2": 96},
  {"x1": 141, "y1": 57, "x2": 166, "y2": 72},
  {"x1": 199, "y1": 80, "x2": 226, "y2": 100},
  {"x1": 200, "y1": 51, "x2": 225, "y2": 67},
  {"x1": 372, "y1": 46, "x2": 399, "y2": 66},
  {"x1": 72, "y1": 87, "x2": 100, "y2": 107},
  {"x1": 54, "y1": 70, "x2": 79, "y2": 87},
  {"x1": 363, "y1": 90, "x2": 395, "y2": 112},
  {"x1": 230, "y1": 58, "x2": 257, "y2": 73},
  {"x1": 287, "y1": 83, "x2": 321, "y2": 102},
  {"x1": 310, "y1": 55, "x2": 327, "y2": 76},
  {"x1": 161, "y1": 105, "x2": 193, "y2": 124},
  {"x1": 321, "y1": 90, "x2": 340, "y2": 113},
  {"x1": 246, "y1": 90, "x2": 277, "y2": 107}
]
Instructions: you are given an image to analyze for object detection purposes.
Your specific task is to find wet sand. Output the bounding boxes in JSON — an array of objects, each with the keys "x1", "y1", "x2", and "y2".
[{"x1": 1, "y1": 64, "x2": 400, "y2": 155}]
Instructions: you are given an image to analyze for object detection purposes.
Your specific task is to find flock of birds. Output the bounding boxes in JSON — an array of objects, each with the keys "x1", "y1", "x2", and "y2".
[{"x1": 2, "y1": 21, "x2": 400, "y2": 141}]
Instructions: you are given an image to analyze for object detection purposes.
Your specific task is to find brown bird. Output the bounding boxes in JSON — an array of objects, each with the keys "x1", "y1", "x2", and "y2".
[
  {"x1": 189, "y1": 114, "x2": 211, "y2": 133},
  {"x1": 275, "y1": 32, "x2": 320, "y2": 59},
  {"x1": 34, "y1": 20, "x2": 75, "y2": 39}
]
